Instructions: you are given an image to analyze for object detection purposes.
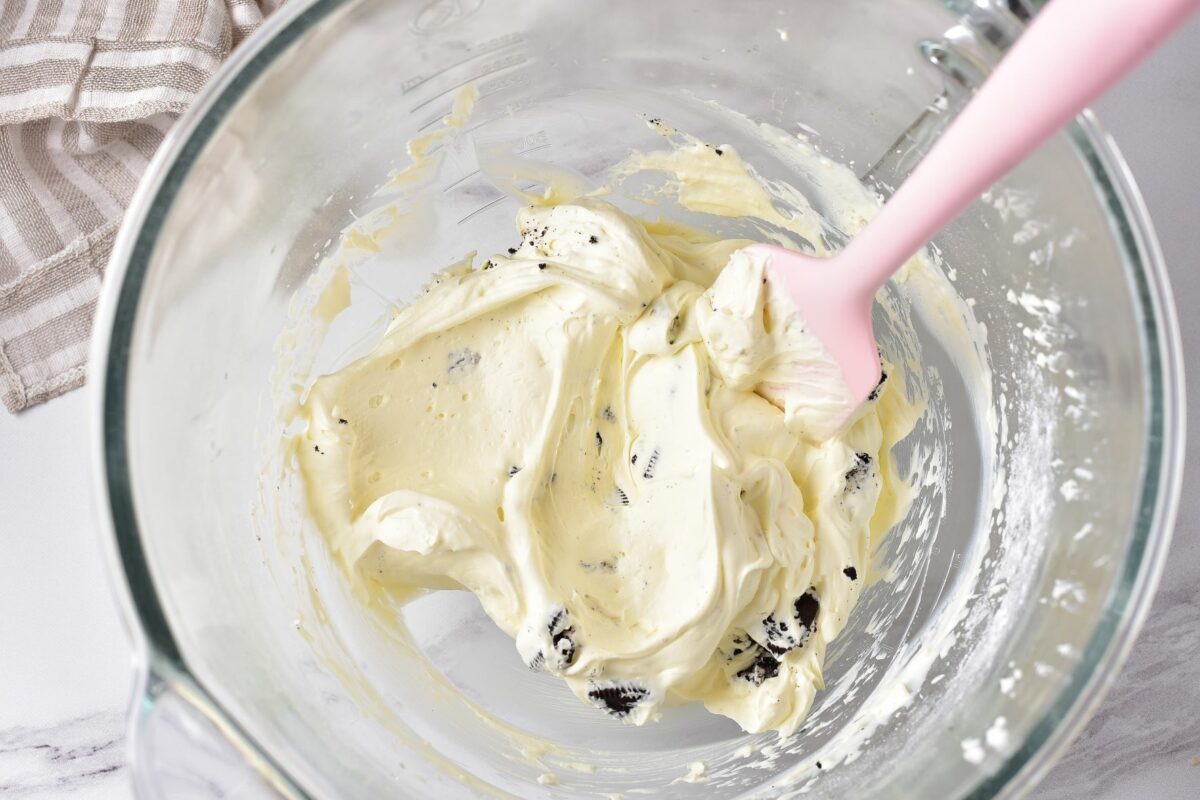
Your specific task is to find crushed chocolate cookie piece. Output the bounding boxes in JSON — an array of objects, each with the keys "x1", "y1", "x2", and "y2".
[
  {"x1": 530, "y1": 608, "x2": 578, "y2": 672},
  {"x1": 794, "y1": 590, "x2": 820, "y2": 631},
  {"x1": 725, "y1": 632, "x2": 752, "y2": 658},
  {"x1": 447, "y1": 348, "x2": 481, "y2": 376},
  {"x1": 760, "y1": 589, "x2": 821, "y2": 655},
  {"x1": 868, "y1": 368, "x2": 888, "y2": 401},
  {"x1": 595, "y1": 431, "x2": 603, "y2": 449},
  {"x1": 538, "y1": 262, "x2": 547, "y2": 270},
  {"x1": 313, "y1": 445, "x2": 323, "y2": 454},
  {"x1": 641, "y1": 448, "x2": 660, "y2": 480},
  {"x1": 843, "y1": 566, "x2": 858, "y2": 581},
  {"x1": 602, "y1": 405, "x2": 616, "y2": 423},
  {"x1": 507, "y1": 247, "x2": 518, "y2": 254},
  {"x1": 761, "y1": 612, "x2": 793, "y2": 656},
  {"x1": 587, "y1": 681, "x2": 648, "y2": 717},
  {"x1": 337, "y1": 418, "x2": 348, "y2": 425},
  {"x1": 715, "y1": 147, "x2": 724, "y2": 156},
  {"x1": 737, "y1": 650, "x2": 781, "y2": 685},
  {"x1": 508, "y1": 465, "x2": 522, "y2": 477},
  {"x1": 588, "y1": 235, "x2": 599, "y2": 244},
  {"x1": 547, "y1": 608, "x2": 577, "y2": 669},
  {"x1": 844, "y1": 452, "x2": 873, "y2": 488}
]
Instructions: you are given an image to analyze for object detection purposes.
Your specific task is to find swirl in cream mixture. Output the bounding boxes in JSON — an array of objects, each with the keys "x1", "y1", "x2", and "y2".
[{"x1": 296, "y1": 198, "x2": 913, "y2": 735}]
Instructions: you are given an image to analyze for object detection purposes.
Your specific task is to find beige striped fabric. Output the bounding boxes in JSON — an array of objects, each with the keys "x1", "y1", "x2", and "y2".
[{"x1": 0, "y1": 0, "x2": 285, "y2": 413}]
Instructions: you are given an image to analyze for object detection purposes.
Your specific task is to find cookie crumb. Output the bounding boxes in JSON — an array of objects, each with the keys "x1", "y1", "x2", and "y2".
[
  {"x1": 736, "y1": 650, "x2": 780, "y2": 685},
  {"x1": 641, "y1": 448, "x2": 660, "y2": 479},
  {"x1": 588, "y1": 681, "x2": 649, "y2": 717},
  {"x1": 868, "y1": 368, "x2": 889, "y2": 401}
]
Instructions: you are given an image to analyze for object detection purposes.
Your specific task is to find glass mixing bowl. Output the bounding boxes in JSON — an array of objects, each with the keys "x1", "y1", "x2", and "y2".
[{"x1": 90, "y1": 0, "x2": 1184, "y2": 797}]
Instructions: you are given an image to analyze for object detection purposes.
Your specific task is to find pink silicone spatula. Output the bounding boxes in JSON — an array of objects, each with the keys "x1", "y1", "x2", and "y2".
[{"x1": 753, "y1": 0, "x2": 1198, "y2": 423}]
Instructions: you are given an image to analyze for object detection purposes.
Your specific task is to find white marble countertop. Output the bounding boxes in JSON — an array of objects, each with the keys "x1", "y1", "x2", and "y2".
[{"x1": 3, "y1": 16, "x2": 1199, "y2": 800}]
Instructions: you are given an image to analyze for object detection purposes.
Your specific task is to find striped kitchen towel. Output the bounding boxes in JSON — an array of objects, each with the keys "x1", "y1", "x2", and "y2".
[{"x1": 0, "y1": 0, "x2": 284, "y2": 413}]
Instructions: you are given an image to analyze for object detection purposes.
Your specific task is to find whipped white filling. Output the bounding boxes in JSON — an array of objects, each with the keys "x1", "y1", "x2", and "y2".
[
  {"x1": 296, "y1": 199, "x2": 909, "y2": 735},
  {"x1": 696, "y1": 247, "x2": 858, "y2": 441}
]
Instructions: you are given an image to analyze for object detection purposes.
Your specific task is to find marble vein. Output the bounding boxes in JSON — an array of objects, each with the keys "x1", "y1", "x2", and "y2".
[{"x1": 0, "y1": 710, "x2": 126, "y2": 797}]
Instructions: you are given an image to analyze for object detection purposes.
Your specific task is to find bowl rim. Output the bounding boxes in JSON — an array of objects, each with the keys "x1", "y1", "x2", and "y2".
[{"x1": 87, "y1": 0, "x2": 1186, "y2": 797}]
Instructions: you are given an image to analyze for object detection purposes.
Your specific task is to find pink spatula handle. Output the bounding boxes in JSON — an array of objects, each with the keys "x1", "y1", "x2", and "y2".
[{"x1": 838, "y1": 0, "x2": 1199, "y2": 302}]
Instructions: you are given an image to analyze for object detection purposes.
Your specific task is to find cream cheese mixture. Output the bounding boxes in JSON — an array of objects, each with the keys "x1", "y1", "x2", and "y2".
[{"x1": 295, "y1": 196, "x2": 915, "y2": 735}]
